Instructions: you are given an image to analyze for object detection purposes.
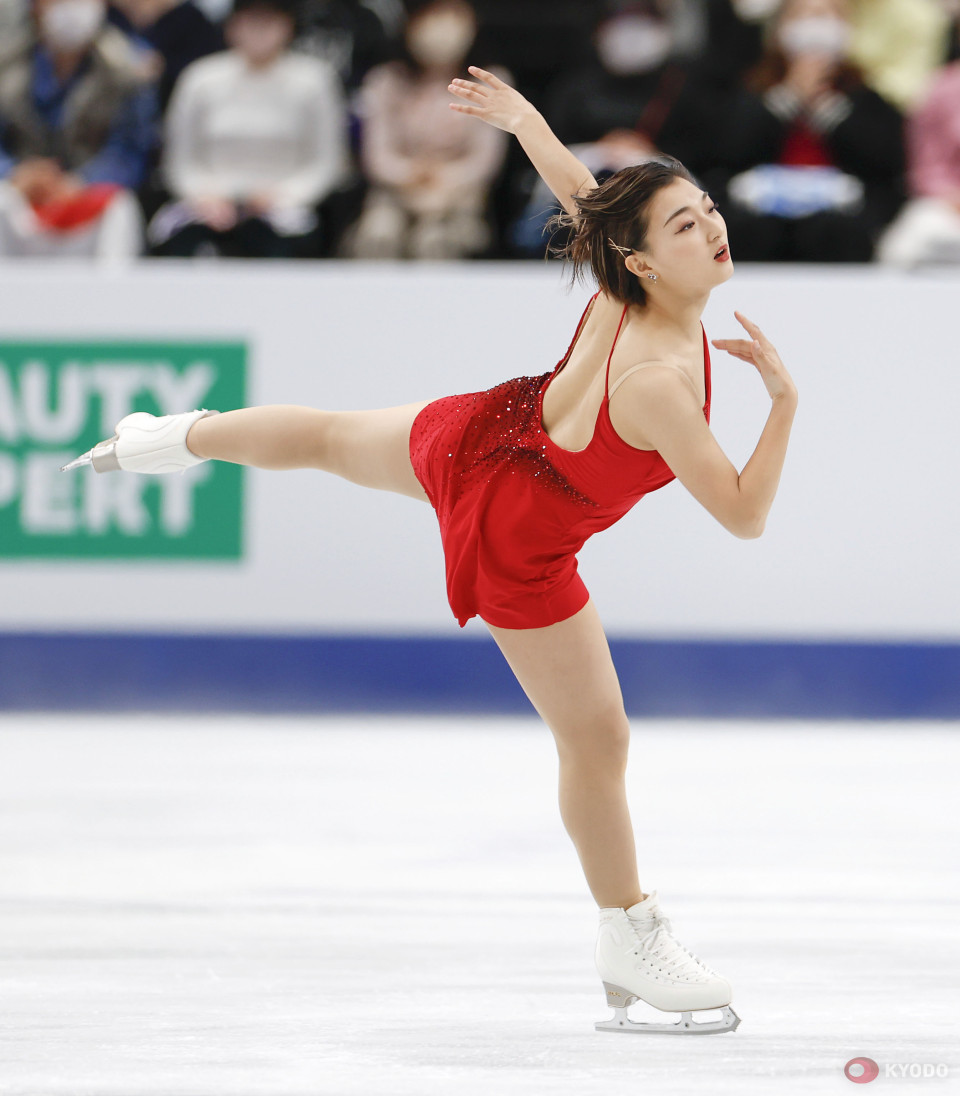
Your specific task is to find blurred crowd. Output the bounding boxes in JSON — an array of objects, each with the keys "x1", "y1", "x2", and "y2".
[{"x1": 0, "y1": 0, "x2": 959, "y2": 265}]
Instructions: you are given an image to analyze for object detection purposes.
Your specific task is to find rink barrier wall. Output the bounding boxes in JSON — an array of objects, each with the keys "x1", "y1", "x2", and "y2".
[
  {"x1": 1, "y1": 262, "x2": 959, "y2": 645},
  {"x1": 2, "y1": 633, "x2": 959, "y2": 719},
  {"x1": 2, "y1": 263, "x2": 959, "y2": 718}
]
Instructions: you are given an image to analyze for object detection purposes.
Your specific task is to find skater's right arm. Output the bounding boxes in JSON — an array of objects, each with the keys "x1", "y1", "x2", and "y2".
[
  {"x1": 448, "y1": 67, "x2": 596, "y2": 218},
  {"x1": 186, "y1": 405, "x2": 329, "y2": 470}
]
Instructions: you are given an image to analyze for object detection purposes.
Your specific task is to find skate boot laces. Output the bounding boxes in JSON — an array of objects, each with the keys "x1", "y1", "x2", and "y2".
[{"x1": 629, "y1": 912, "x2": 719, "y2": 983}]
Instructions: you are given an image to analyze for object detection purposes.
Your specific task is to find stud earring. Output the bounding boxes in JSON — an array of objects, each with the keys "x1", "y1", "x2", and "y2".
[{"x1": 647, "y1": 273, "x2": 658, "y2": 282}]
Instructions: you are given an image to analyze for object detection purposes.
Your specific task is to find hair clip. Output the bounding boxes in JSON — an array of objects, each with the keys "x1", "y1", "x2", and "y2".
[{"x1": 607, "y1": 238, "x2": 634, "y2": 255}]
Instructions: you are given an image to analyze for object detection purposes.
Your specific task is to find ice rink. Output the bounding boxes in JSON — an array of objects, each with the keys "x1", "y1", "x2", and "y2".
[{"x1": 1, "y1": 714, "x2": 957, "y2": 1096}]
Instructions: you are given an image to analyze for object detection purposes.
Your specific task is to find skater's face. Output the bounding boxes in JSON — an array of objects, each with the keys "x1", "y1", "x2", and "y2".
[{"x1": 626, "y1": 177, "x2": 733, "y2": 295}]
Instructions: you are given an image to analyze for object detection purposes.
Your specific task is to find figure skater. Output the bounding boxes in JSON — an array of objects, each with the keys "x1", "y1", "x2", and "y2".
[{"x1": 63, "y1": 66, "x2": 798, "y2": 1035}]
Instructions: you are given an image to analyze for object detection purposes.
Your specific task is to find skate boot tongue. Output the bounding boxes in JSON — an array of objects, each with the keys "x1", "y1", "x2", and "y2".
[
  {"x1": 624, "y1": 891, "x2": 663, "y2": 928},
  {"x1": 625, "y1": 890, "x2": 681, "y2": 951}
]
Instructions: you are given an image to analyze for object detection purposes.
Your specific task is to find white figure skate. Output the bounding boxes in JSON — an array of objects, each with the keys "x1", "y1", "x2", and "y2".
[
  {"x1": 60, "y1": 410, "x2": 218, "y2": 474},
  {"x1": 595, "y1": 891, "x2": 740, "y2": 1034}
]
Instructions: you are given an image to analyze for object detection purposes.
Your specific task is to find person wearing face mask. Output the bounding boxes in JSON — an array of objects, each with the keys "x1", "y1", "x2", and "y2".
[
  {"x1": 506, "y1": 2, "x2": 726, "y2": 259},
  {"x1": 149, "y1": 0, "x2": 348, "y2": 257},
  {"x1": 543, "y1": 3, "x2": 724, "y2": 181},
  {"x1": 0, "y1": 0, "x2": 157, "y2": 258},
  {"x1": 342, "y1": 0, "x2": 507, "y2": 259},
  {"x1": 708, "y1": 0, "x2": 905, "y2": 261}
]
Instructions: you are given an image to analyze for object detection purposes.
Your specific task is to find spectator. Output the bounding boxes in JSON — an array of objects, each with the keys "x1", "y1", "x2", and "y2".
[
  {"x1": 711, "y1": 0, "x2": 905, "y2": 262},
  {"x1": 489, "y1": 0, "x2": 759, "y2": 259},
  {"x1": 877, "y1": 60, "x2": 960, "y2": 266},
  {"x1": 847, "y1": 0, "x2": 952, "y2": 113},
  {"x1": 149, "y1": 0, "x2": 348, "y2": 257},
  {"x1": 108, "y1": 0, "x2": 224, "y2": 113},
  {"x1": 0, "y1": 0, "x2": 156, "y2": 259},
  {"x1": 343, "y1": 0, "x2": 507, "y2": 259},
  {"x1": 502, "y1": 2, "x2": 726, "y2": 258},
  {"x1": 543, "y1": 2, "x2": 726, "y2": 175}
]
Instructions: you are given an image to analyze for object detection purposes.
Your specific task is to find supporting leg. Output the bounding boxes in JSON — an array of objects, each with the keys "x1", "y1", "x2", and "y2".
[
  {"x1": 486, "y1": 600, "x2": 741, "y2": 1034},
  {"x1": 485, "y1": 598, "x2": 644, "y2": 910}
]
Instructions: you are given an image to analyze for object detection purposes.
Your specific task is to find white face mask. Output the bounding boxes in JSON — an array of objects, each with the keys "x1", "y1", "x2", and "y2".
[
  {"x1": 595, "y1": 15, "x2": 674, "y2": 77},
  {"x1": 407, "y1": 12, "x2": 476, "y2": 68},
  {"x1": 40, "y1": 0, "x2": 105, "y2": 51},
  {"x1": 730, "y1": 0, "x2": 780, "y2": 20},
  {"x1": 778, "y1": 15, "x2": 852, "y2": 60}
]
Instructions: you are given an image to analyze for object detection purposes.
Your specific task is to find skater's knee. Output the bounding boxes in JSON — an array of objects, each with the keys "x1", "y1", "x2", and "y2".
[
  {"x1": 553, "y1": 710, "x2": 631, "y2": 773},
  {"x1": 307, "y1": 408, "x2": 348, "y2": 471}
]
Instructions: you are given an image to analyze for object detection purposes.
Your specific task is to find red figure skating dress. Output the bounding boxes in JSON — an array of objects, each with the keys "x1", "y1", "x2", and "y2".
[{"x1": 409, "y1": 293, "x2": 712, "y2": 629}]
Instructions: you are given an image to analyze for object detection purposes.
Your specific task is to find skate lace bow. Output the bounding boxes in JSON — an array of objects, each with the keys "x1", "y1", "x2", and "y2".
[{"x1": 631, "y1": 913, "x2": 710, "y2": 978}]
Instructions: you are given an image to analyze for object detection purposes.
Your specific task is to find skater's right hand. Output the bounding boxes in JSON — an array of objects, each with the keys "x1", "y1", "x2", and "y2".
[{"x1": 448, "y1": 67, "x2": 537, "y2": 135}]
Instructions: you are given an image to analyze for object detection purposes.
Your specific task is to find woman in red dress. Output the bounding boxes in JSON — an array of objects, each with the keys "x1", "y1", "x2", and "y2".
[{"x1": 67, "y1": 67, "x2": 798, "y2": 1034}]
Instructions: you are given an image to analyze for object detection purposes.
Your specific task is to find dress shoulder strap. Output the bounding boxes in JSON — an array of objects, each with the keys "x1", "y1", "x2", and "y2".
[
  {"x1": 603, "y1": 304, "x2": 630, "y2": 398},
  {"x1": 608, "y1": 360, "x2": 701, "y2": 402},
  {"x1": 554, "y1": 291, "x2": 602, "y2": 376}
]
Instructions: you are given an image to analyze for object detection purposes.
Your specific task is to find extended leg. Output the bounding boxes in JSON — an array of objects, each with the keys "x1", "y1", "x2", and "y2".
[
  {"x1": 186, "y1": 401, "x2": 434, "y2": 501},
  {"x1": 485, "y1": 598, "x2": 643, "y2": 910},
  {"x1": 63, "y1": 400, "x2": 437, "y2": 502}
]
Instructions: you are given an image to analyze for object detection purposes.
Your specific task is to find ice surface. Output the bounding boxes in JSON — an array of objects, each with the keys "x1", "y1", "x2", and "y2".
[{"x1": 1, "y1": 715, "x2": 957, "y2": 1096}]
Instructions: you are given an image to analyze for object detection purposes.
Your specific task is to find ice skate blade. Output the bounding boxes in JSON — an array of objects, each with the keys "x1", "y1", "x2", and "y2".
[
  {"x1": 595, "y1": 1005, "x2": 740, "y2": 1035},
  {"x1": 60, "y1": 437, "x2": 121, "y2": 473}
]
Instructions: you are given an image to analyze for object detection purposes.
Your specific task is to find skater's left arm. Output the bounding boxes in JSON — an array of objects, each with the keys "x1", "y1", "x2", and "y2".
[
  {"x1": 186, "y1": 405, "x2": 329, "y2": 470},
  {"x1": 617, "y1": 313, "x2": 798, "y2": 539},
  {"x1": 448, "y1": 66, "x2": 596, "y2": 218}
]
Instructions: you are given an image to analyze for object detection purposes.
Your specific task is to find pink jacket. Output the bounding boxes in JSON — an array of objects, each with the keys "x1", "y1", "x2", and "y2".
[
  {"x1": 359, "y1": 62, "x2": 507, "y2": 214},
  {"x1": 908, "y1": 61, "x2": 960, "y2": 200}
]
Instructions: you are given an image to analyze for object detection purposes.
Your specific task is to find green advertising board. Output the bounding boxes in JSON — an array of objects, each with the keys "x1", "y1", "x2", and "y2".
[{"x1": 0, "y1": 341, "x2": 245, "y2": 559}]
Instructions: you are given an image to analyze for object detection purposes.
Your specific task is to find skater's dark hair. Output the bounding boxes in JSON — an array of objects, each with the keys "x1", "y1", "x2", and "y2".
[{"x1": 548, "y1": 159, "x2": 699, "y2": 307}]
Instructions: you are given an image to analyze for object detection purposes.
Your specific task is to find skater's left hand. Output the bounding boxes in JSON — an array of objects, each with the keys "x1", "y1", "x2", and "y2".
[
  {"x1": 711, "y1": 312, "x2": 798, "y2": 403},
  {"x1": 448, "y1": 67, "x2": 537, "y2": 135}
]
